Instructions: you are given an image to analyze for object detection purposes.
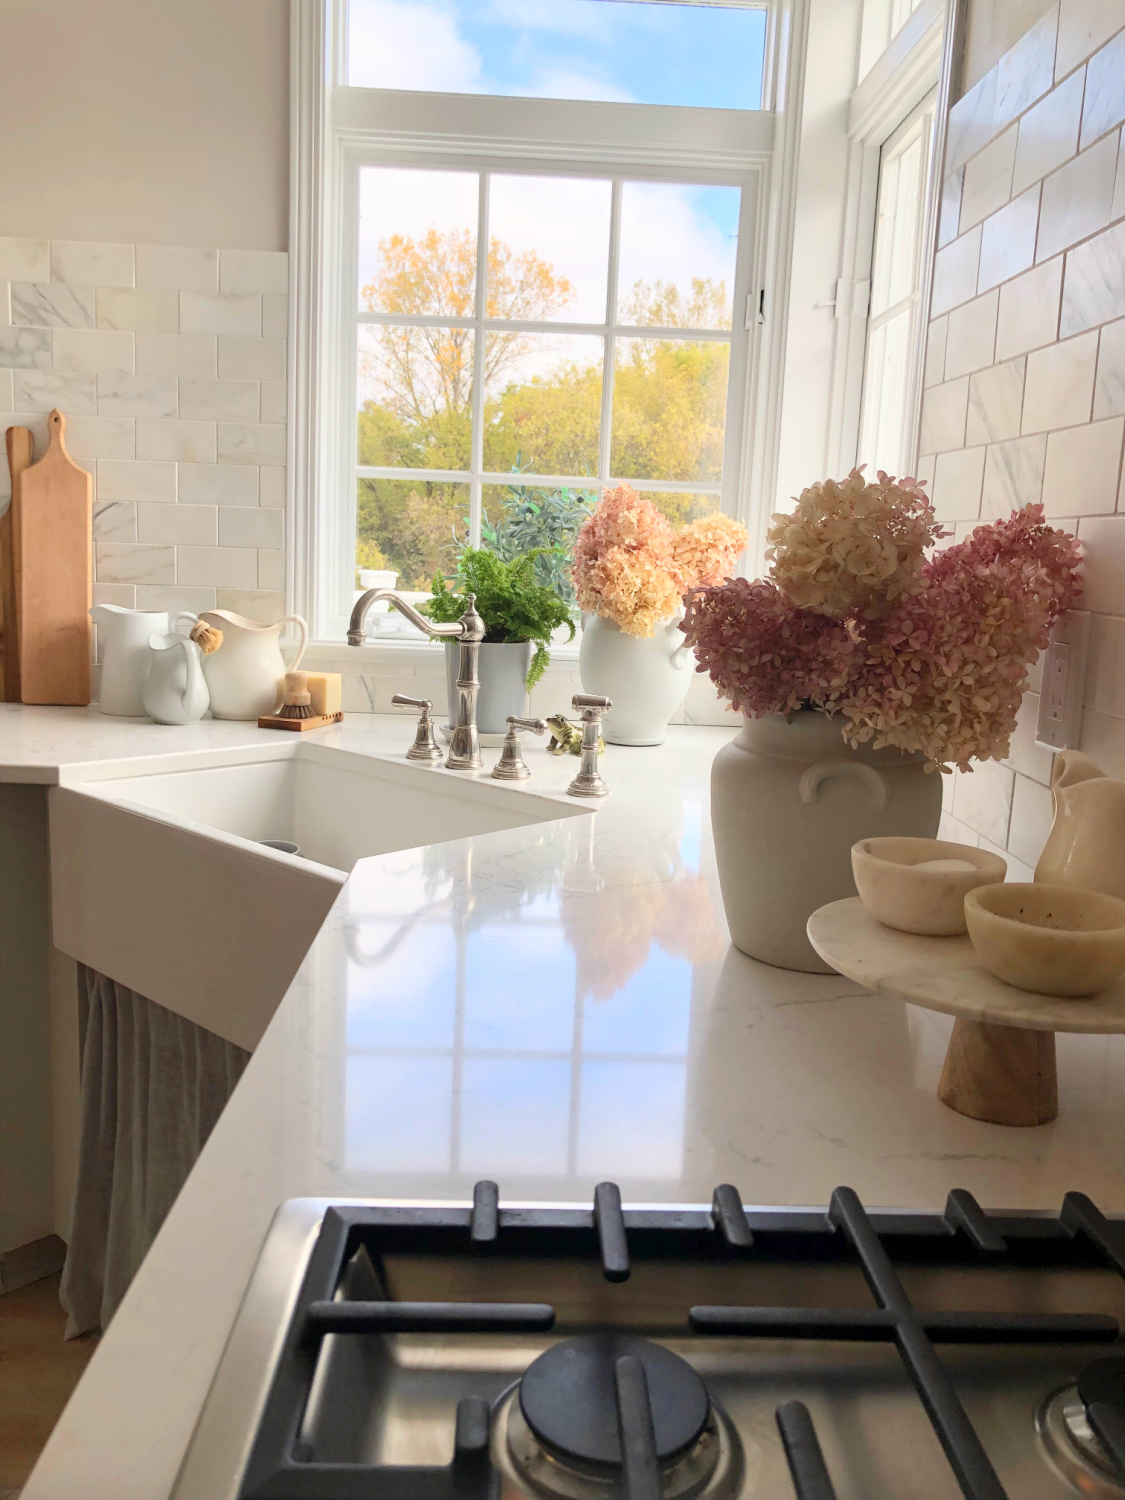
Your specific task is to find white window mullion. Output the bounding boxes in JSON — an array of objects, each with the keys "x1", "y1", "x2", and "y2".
[
  {"x1": 469, "y1": 171, "x2": 489, "y2": 549},
  {"x1": 598, "y1": 179, "x2": 623, "y2": 488}
]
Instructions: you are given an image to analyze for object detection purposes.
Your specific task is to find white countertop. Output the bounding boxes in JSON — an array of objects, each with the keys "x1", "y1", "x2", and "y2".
[{"x1": 10, "y1": 704, "x2": 1125, "y2": 1500}]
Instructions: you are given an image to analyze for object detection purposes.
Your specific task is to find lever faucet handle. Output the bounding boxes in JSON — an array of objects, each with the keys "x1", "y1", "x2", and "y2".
[
  {"x1": 392, "y1": 694, "x2": 443, "y2": 763},
  {"x1": 491, "y1": 716, "x2": 547, "y2": 781}
]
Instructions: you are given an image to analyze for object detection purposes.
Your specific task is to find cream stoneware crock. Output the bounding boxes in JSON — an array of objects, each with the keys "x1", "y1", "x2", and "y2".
[{"x1": 198, "y1": 610, "x2": 308, "y2": 720}]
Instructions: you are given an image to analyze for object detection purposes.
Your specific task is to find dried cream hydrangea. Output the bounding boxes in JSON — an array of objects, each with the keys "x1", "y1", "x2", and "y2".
[
  {"x1": 766, "y1": 467, "x2": 944, "y2": 620},
  {"x1": 671, "y1": 512, "x2": 748, "y2": 589}
]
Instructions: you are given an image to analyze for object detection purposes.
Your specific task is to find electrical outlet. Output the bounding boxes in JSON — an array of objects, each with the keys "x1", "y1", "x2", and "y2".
[{"x1": 1035, "y1": 610, "x2": 1089, "y2": 750}]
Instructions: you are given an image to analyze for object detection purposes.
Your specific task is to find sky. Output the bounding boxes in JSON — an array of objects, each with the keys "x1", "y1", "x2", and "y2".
[{"x1": 347, "y1": 0, "x2": 767, "y2": 110}]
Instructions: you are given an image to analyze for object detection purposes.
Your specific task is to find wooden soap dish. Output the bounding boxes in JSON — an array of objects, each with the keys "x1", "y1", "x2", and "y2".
[
  {"x1": 259, "y1": 710, "x2": 343, "y2": 732},
  {"x1": 259, "y1": 671, "x2": 343, "y2": 731}
]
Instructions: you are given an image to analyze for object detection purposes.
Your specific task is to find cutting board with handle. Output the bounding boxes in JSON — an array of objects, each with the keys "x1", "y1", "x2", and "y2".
[
  {"x1": 1, "y1": 424, "x2": 33, "y2": 700},
  {"x1": 16, "y1": 410, "x2": 92, "y2": 705}
]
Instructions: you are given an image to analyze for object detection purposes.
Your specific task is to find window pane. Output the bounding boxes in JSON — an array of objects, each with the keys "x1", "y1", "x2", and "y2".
[
  {"x1": 617, "y1": 183, "x2": 740, "y2": 330},
  {"x1": 870, "y1": 129, "x2": 926, "y2": 317},
  {"x1": 482, "y1": 482, "x2": 596, "y2": 614},
  {"x1": 611, "y1": 337, "x2": 729, "y2": 484},
  {"x1": 356, "y1": 477, "x2": 468, "y2": 593},
  {"x1": 358, "y1": 166, "x2": 478, "y2": 314},
  {"x1": 348, "y1": 1, "x2": 767, "y2": 111},
  {"x1": 482, "y1": 332, "x2": 603, "y2": 475},
  {"x1": 640, "y1": 490, "x2": 720, "y2": 527},
  {"x1": 487, "y1": 175, "x2": 611, "y2": 324},
  {"x1": 358, "y1": 323, "x2": 474, "y2": 470},
  {"x1": 859, "y1": 310, "x2": 912, "y2": 476}
]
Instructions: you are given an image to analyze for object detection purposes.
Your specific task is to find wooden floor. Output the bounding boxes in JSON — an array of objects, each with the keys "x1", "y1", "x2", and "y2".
[{"x1": 0, "y1": 1275, "x2": 97, "y2": 1497}]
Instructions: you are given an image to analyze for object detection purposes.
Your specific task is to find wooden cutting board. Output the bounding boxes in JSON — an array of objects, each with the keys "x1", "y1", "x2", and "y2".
[
  {"x1": 17, "y1": 410, "x2": 92, "y2": 705},
  {"x1": 1, "y1": 424, "x2": 33, "y2": 700}
]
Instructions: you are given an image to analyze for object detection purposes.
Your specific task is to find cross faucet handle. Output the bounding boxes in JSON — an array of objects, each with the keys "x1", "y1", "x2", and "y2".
[
  {"x1": 572, "y1": 694, "x2": 612, "y2": 715},
  {"x1": 391, "y1": 695, "x2": 443, "y2": 763},
  {"x1": 569, "y1": 696, "x2": 611, "y2": 799}
]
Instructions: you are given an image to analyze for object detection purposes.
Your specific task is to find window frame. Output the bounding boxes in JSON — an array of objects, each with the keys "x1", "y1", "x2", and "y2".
[
  {"x1": 290, "y1": 0, "x2": 796, "y2": 649},
  {"x1": 856, "y1": 90, "x2": 938, "y2": 475},
  {"x1": 821, "y1": 0, "x2": 947, "y2": 479}
]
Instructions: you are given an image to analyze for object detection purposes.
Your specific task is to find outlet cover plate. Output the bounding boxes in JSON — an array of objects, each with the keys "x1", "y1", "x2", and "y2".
[{"x1": 1035, "y1": 609, "x2": 1089, "y2": 750}]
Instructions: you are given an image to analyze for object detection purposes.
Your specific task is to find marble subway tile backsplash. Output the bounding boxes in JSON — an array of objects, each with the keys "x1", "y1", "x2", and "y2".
[
  {"x1": 0, "y1": 237, "x2": 288, "y2": 618},
  {"x1": 921, "y1": 4, "x2": 1125, "y2": 877}
]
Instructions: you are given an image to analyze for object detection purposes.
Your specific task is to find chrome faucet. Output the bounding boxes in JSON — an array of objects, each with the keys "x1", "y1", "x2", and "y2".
[{"x1": 348, "y1": 588, "x2": 486, "y2": 770}]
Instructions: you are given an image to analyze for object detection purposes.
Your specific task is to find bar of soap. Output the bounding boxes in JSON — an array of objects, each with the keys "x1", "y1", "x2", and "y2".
[
  {"x1": 305, "y1": 671, "x2": 341, "y2": 716},
  {"x1": 913, "y1": 858, "x2": 979, "y2": 875}
]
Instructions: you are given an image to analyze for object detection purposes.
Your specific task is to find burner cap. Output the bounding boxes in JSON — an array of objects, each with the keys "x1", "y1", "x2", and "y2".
[
  {"x1": 519, "y1": 1334, "x2": 710, "y2": 1468},
  {"x1": 1079, "y1": 1357, "x2": 1125, "y2": 1418}
]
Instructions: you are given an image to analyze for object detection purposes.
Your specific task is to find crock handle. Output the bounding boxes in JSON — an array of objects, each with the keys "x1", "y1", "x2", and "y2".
[
  {"x1": 799, "y1": 760, "x2": 888, "y2": 811},
  {"x1": 667, "y1": 614, "x2": 692, "y2": 668},
  {"x1": 280, "y1": 614, "x2": 308, "y2": 672}
]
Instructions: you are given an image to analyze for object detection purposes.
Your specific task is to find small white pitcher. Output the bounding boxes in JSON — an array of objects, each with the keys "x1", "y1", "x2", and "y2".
[
  {"x1": 142, "y1": 631, "x2": 209, "y2": 725},
  {"x1": 197, "y1": 610, "x2": 308, "y2": 720},
  {"x1": 91, "y1": 604, "x2": 196, "y2": 716}
]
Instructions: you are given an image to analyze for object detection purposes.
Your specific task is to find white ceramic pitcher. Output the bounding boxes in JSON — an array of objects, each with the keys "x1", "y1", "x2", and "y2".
[
  {"x1": 142, "y1": 631, "x2": 209, "y2": 725},
  {"x1": 197, "y1": 609, "x2": 308, "y2": 720},
  {"x1": 90, "y1": 604, "x2": 197, "y2": 716}
]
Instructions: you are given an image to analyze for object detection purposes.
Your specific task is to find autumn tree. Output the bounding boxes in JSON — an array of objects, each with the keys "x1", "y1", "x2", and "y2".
[{"x1": 356, "y1": 229, "x2": 729, "y2": 587}]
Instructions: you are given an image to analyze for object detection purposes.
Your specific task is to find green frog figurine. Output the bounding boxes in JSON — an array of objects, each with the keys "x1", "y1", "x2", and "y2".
[{"x1": 546, "y1": 714, "x2": 603, "y2": 757}]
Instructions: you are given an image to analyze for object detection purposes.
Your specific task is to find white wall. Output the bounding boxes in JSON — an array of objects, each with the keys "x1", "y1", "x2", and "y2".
[
  {"x1": 917, "y1": 1, "x2": 1125, "y2": 874},
  {"x1": 0, "y1": 0, "x2": 289, "y2": 251}
]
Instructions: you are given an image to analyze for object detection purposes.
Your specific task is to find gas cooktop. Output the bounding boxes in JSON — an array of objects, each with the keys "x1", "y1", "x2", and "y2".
[{"x1": 172, "y1": 1183, "x2": 1125, "y2": 1500}]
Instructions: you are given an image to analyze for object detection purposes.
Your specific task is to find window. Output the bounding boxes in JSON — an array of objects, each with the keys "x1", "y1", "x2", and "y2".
[
  {"x1": 858, "y1": 93, "x2": 936, "y2": 476},
  {"x1": 293, "y1": 1, "x2": 780, "y2": 642},
  {"x1": 352, "y1": 166, "x2": 744, "y2": 599},
  {"x1": 347, "y1": 0, "x2": 768, "y2": 111}
]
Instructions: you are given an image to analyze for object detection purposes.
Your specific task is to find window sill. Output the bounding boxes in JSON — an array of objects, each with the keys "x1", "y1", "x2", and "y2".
[{"x1": 303, "y1": 637, "x2": 583, "y2": 669}]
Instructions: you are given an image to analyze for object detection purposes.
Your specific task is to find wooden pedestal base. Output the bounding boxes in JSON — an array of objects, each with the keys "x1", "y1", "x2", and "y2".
[{"x1": 937, "y1": 1018, "x2": 1057, "y2": 1127}]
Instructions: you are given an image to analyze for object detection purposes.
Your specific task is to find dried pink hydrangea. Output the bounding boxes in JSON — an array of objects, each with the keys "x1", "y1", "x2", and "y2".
[
  {"x1": 842, "y1": 505, "x2": 1082, "y2": 770},
  {"x1": 572, "y1": 485, "x2": 746, "y2": 637},
  {"x1": 681, "y1": 503, "x2": 1081, "y2": 770},
  {"x1": 680, "y1": 577, "x2": 857, "y2": 717},
  {"x1": 766, "y1": 467, "x2": 945, "y2": 620}
]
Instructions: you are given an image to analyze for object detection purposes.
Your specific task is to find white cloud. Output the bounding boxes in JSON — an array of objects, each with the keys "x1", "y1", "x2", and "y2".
[
  {"x1": 348, "y1": 0, "x2": 483, "y2": 90},
  {"x1": 481, "y1": 0, "x2": 615, "y2": 42},
  {"x1": 617, "y1": 182, "x2": 740, "y2": 322}
]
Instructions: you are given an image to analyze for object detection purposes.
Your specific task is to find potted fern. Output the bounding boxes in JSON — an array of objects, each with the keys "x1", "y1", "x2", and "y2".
[{"x1": 425, "y1": 547, "x2": 574, "y2": 733}]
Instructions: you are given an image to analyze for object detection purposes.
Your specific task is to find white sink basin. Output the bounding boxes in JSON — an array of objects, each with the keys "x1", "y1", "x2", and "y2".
[
  {"x1": 76, "y1": 739, "x2": 583, "y2": 874},
  {"x1": 49, "y1": 742, "x2": 589, "y2": 1050}
]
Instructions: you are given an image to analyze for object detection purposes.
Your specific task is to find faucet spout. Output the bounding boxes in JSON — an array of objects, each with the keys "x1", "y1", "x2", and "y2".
[{"x1": 347, "y1": 588, "x2": 486, "y2": 770}]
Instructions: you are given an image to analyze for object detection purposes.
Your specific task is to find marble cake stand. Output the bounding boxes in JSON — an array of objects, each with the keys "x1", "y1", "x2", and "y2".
[{"x1": 807, "y1": 897, "x2": 1125, "y2": 1127}]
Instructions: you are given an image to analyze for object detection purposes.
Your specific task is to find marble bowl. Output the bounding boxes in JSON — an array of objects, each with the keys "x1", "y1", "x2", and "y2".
[
  {"x1": 965, "y1": 883, "x2": 1125, "y2": 997},
  {"x1": 852, "y1": 836, "x2": 1007, "y2": 936}
]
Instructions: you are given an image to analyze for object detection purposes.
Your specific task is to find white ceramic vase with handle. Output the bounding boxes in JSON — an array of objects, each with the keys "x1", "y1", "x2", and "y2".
[
  {"x1": 91, "y1": 604, "x2": 196, "y2": 716},
  {"x1": 197, "y1": 610, "x2": 308, "y2": 720},
  {"x1": 578, "y1": 611, "x2": 694, "y2": 745},
  {"x1": 710, "y1": 709, "x2": 943, "y2": 972}
]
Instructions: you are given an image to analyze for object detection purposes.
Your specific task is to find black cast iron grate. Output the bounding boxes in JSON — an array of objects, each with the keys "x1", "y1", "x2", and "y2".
[{"x1": 237, "y1": 1181, "x2": 1125, "y2": 1500}]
